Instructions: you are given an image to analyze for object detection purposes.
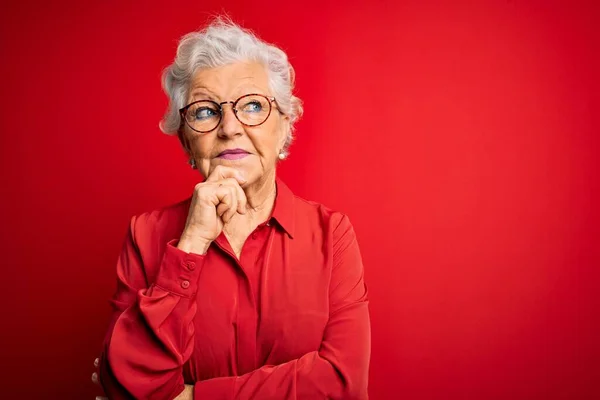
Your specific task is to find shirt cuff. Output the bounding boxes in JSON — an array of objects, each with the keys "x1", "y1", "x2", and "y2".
[
  {"x1": 153, "y1": 239, "x2": 206, "y2": 298},
  {"x1": 194, "y1": 377, "x2": 236, "y2": 400}
]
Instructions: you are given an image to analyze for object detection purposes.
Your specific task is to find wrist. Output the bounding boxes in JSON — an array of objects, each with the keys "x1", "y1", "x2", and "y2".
[{"x1": 177, "y1": 234, "x2": 211, "y2": 255}]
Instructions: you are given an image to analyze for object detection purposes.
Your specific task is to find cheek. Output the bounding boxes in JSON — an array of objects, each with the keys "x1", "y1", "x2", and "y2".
[
  {"x1": 250, "y1": 125, "x2": 283, "y2": 156},
  {"x1": 191, "y1": 136, "x2": 215, "y2": 158}
]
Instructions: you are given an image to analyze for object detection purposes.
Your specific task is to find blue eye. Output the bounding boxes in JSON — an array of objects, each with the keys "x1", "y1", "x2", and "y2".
[
  {"x1": 241, "y1": 101, "x2": 263, "y2": 113},
  {"x1": 194, "y1": 107, "x2": 218, "y2": 120}
]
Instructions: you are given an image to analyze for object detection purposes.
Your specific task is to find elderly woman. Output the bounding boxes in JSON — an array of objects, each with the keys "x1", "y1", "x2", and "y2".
[{"x1": 95, "y1": 18, "x2": 370, "y2": 400}]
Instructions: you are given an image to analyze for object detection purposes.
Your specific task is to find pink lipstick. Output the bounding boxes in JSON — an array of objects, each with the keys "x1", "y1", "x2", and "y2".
[{"x1": 217, "y1": 148, "x2": 250, "y2": 160}]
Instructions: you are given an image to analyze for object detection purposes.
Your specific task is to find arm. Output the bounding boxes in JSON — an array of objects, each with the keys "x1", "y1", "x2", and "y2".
[
  {"x1": 98, "y1": 215, "x2": 206, "y2": 400},
  {"x1": 192, "y1": 214, "x2": 371, "y2": 400}
]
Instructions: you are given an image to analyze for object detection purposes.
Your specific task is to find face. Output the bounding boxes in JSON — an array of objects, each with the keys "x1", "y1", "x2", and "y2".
[{"x1": 179, "y1": 62, "x2": 289, "y2": 186}]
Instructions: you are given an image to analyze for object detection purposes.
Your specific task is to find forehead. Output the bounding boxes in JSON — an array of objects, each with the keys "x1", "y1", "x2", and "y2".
[{"x1": 189, "y1": 61, "x2": 269, "y2": 100}]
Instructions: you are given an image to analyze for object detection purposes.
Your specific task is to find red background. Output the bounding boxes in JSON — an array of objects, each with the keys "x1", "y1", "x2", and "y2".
[{"x1": 1, "y1": 1, "x2": 598, "y2": 398}]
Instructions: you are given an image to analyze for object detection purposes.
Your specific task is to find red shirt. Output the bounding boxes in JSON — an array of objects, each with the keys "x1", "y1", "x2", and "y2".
[{"x1": 99, "y1": 178, "x2": 370, "y2": 399}]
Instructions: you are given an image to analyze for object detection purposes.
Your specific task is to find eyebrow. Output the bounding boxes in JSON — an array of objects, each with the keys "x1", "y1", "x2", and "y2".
[{"x1": 189, "y1": 86, "x2": 271, "y2": 102}]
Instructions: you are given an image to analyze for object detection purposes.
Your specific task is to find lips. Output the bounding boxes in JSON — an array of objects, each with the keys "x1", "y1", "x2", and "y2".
[
  {"x1": 217, "y1": 148, "x2": 250, "y2": 160},
  {"x1": 218, "y1": 148, "x2": 249, "y2": 157}
]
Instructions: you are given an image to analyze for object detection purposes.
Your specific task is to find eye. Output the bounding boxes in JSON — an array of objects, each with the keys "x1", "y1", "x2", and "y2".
[
  {"x1": 240, "y1": 100, "x2": 263, "y2": 113},
  {"x1": 194, "y1": 106, "x2": 218, "y2": 120}
]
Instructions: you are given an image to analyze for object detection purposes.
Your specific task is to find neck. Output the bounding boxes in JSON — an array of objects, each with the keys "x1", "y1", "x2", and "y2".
[{"x1": 245, "y1": 176, "x2": 276, "y2": 216}]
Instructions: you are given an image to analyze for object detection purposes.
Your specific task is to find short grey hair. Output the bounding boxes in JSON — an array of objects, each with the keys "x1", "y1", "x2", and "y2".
[{"x1": 160, "y1": 17, "x2": 303, "y2": 153}]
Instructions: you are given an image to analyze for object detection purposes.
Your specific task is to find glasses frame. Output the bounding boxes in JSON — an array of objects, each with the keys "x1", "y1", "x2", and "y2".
[{"x1": 179, "y1": 93, "x2": 277, "y2": 133}]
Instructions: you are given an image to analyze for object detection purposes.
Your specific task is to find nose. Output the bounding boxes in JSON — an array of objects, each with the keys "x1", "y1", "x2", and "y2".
[{"x1": 218, "y1": 102, "x2": 243, "y2": 139}]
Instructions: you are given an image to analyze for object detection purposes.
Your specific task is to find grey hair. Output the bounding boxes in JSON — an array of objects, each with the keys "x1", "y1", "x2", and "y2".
[{"x1": 159, "y1": 17, "x2": 303, "y2": 154}]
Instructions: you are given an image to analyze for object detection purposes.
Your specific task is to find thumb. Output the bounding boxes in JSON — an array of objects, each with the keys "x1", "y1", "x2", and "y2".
[{"x1": 206, "y1": 166, "x2": 246, "y2": 185}]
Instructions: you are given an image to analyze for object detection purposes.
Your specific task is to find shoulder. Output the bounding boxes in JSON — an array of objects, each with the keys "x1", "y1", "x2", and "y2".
[
  {"x1": 291, "y1": 193, "x2": 363, "y2": 279},
  {"x1": 128, "y1": 197, "x2": 191, "y2": 249},
  {"x1": 292, "y1": 193, "x2": 355, "y2": 244}
]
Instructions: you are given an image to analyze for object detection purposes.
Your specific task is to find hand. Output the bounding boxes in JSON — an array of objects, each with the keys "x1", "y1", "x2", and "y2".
[
  {"x1": 178, "y1": 166, "x2": 247, "y2": 254},
  {"x1": 91, "y1": 357, "x2": 107, "y2": 400},
  {"x1": 91, "y1": 357, "x2": 194, "y2": 399},
  {"x1": 174, "y1": 384, "x2": 194, "y2": 400}
]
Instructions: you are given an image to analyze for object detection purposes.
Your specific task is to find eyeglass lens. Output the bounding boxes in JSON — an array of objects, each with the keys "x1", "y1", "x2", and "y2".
[{"x1": 183, "y1": 94, "x2": 271, "y2": 132}]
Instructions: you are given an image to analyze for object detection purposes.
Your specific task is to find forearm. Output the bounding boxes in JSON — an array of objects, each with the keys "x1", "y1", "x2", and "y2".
[
  {"x1": 188, "y1": 214, "x2": 372, "y2": 400},
  {"x1": 100, "y1": 239, "x2": 206, "y2": 399},
  {"x1": 193, "y1": 302, "x2": 370, "y2": 400},
  {"x1": 101, "y1": 291, "x2": 193, "y2": 399}
]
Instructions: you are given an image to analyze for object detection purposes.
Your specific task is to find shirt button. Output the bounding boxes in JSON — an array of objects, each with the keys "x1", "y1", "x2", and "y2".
[
  {"x1": 181, "y1": 280, "x2": 190, "y2": 289},
  {"x1": 185, "y1": 261, "x2": 196, "y2": 271}
]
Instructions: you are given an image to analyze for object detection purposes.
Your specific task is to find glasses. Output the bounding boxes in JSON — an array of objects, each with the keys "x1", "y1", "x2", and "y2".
[{"x1": 179, "y1": 93, "x2": 277, "y2": 133}]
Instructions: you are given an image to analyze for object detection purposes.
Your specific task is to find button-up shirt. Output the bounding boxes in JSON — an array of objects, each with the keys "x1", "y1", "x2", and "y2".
[{"x1": 99, "y1": 178, "x2": 370, "y2": 399}]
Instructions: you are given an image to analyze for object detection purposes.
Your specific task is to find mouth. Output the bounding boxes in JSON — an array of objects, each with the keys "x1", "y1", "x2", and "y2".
[{"x1": 217, "y1": 148, "x2": 250, "y2": 160}]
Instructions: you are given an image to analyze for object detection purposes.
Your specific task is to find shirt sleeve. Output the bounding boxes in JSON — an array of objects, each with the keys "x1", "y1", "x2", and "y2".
[
  {"x1": 98, "y1": 215, "x2": 206, "y2": 400},
  {"x1": 193, "y1": 214, "x2": 371, "y2": 400}
]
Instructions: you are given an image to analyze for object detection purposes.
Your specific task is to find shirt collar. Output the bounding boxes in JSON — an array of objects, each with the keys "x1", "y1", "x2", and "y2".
[{"x1": 271, "y1": 177, "x2": 295, "y2": 238}]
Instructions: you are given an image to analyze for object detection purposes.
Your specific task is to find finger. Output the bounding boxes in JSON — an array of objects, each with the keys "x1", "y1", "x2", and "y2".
[
  {"x1": 91, "y1": 372, "x2": 99, "y2": 385},
  {"x1": 233, "y1": 181, "x2": 247, "y2": 214},
  {"x1": 223, "y1": 197, "x2": 238, "y2": 223},
  {"x1": 221, "y1": 186, "x2": 238, "y2": 223},
  {"x1": 94, "y1": 358, "x2": 99, "y2": 368},
  {"x1": 206, "y1": 165, "x2": 246, "y2": 185},
  {"x1": 96, "y1": 397, "x2": 108, "y2": 400},
  {"x1": 214, "y1": 187, "x2": 235, "y2": 220},
  {"x1": 216, "y1": 202, "x2": 229, "y2": 219},
  {"x1": 217, "y1": 178, "x2": 247, "y2": 215},
  {"x1": 216, "y1": 201, "x2": 237, "y2": 224},
  {"x1": 219, "y1": 180, "x2": 242, "y2": 221}
]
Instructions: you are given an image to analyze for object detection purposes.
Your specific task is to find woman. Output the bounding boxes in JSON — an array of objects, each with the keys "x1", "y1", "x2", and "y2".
[{"x1": 94, "y1": 17, "x2": 370, "y2": 400}]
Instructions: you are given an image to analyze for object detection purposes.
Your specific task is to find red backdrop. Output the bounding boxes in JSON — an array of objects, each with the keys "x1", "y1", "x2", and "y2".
[{"x1": 1, "y1": 1, "x2": 598, "y2": 398}]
